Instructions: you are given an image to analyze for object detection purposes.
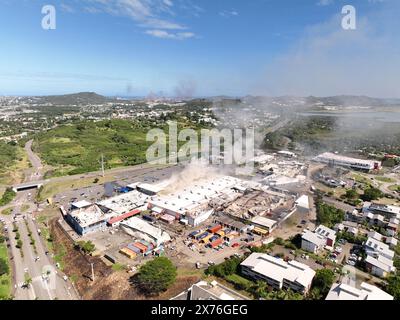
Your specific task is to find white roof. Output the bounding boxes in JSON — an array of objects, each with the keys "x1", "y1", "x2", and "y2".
[
  {"x1": 296, "y1": 195, "x2": 309, "y2": 209},
  {"x1": 137, "y1": 182, "x2": 164, "y2": 194},
  {"x1": 365, "y1": 255, "x2": 395, "y2": 273},
  {"x1": 69, "y1": 204, "x2": 110, "y2": 228},
  {"x1": 367, "y1": 231, "x2": 383, "y2": 241},
  {"x1": 71, "y1": 200, "x2": 92, "y2": 209},
  {"x1": 314, "y1": 152, "x2": 380, "y2": 169},
  {"x1": 97, "y1": 190, "x2": 148, "y2": 215},
  {"x1": 251, "y1": 216, "x2": 277, "y2": 229},
  {"x1": 121, "y1": 216, "x2": 171, "y2": 246},
  {"x1": 148, "y1": 176, "x2": 241, "y2": 216},
  {"x1": 326, "y1": 282, "x2": 393, "y2": 300},
  {"x1": 315, "y1": 225, "x2": 336, "y2": 240},
  {"x1": 241, "y1": 253, "x2": 315, "y2": 289},
  {"x1": 302, "y1": 230, "x2": 326, "y2": 247},
  {"x1": 365, "y1": 237, "x2": 395, "y2": 260}
]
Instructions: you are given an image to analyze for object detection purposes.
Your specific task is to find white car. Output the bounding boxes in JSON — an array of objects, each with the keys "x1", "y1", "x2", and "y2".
[
  {"x1": 335, "y1": 247, "x2": 342, "y2": 253},
  {"x1": 347, "y1": 260, "x2": 356, "y2": 266}
]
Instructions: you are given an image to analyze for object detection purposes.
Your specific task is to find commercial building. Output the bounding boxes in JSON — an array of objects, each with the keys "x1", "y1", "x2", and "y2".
[
  {"x1": 97, "y1": 190, "x2": 148, "y2": 215},
  {"x1": 251, "y1": 216, "x2": 278, "y2": 234},
  {"x1": 120, "y1": 216, "x2": 171, "y2": 247},
  {"x1": 313, "y1": 152, "x2": 381, "y2": 171},
  {"x1": 295, "y1": 195, "x2": 310, "y2": 214},
  {"x1": 147, "y1": 176, "x2": 241, "y2": 220},
  {"x1": 326, "y1": 282, "x2": 393, "y2": 300},
  {"x1": 240, "y1": 253, "x2": 315, "y2": 294},
  {"x1": 66, "y1": 203, "x2": 110, "y2": 235}
]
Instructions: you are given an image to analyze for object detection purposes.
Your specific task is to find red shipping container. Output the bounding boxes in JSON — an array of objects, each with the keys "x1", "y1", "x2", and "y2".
[{"x1": 208, "y1": 224, "x2": 222, "y2": 234}]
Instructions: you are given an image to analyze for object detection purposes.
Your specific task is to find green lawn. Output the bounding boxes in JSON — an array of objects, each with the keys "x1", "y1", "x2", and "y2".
[
  {"x1": 1, "y1": 207, "x2": 13, "y2": 216},
  {"x1": 374, "y1": 176, "x2": 396, "y2": 183},
  {"x1": 0, "y1": 241, "x2": 12, "y2": 300}
]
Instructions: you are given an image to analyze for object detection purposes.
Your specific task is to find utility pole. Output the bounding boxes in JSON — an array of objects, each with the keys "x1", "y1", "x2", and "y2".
[
  {"x1": 91, "y1": 263, "x2": 95, "y2": 282},
  {"x1": 100, "y1": 154, "x2": 105, "y2": 178}
]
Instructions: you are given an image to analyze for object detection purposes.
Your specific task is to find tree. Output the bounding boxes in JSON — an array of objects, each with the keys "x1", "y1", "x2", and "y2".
[
  {"x1": 75, "y1": 241, "x2": 96, "y2": 254},
  {"x1": 386, "y1": 275, "x2": 400, "y2": 300},
  {"x1": 136, "y1": 257, "x2": 177, "y2": 295},
  {"x1": 310, "y1": 269, "x2": 335, "y2": 300},
  {"x1": 315, "y1": 200, "x2": 344, "y2": 227},
  {"x1": 0, "y1": 258, "x2": 9, "y2": 276},
  {"x1": 361, "y1": 187, "x2": 383, "y2": 201},
  {"x1": 345, "y1": 189, "x2": 359, "y2": 200}
]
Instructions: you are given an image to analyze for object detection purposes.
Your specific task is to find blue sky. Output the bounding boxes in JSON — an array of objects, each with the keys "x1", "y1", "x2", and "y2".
[{"x1": 0, "y1": 0, "x2": 399, "y2": 97}]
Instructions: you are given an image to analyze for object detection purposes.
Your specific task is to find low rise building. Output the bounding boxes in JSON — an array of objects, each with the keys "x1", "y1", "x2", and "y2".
[
  {"x1": 240, "y1": 253, "x2": 315, "y2": 294},
  {"x1": 302, "y1": 225, "x2": 336, "y2": 252},
  {"x1": 301, "y1": 230, "x2": 326, "y2": 253},
  {"x1": 313, "y1": 152, "x2": 381, "y2": 172},
  {"x1": 326, "y1": 282, "x2": 393, "y2": 300},
  {"x1": 171, "y1": 280, "x2": 250, "y2": 300}
]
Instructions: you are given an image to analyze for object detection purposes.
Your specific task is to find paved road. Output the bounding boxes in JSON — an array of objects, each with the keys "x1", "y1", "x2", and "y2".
[
  {"x1": 2, "y1": 141, "x2": 80, "y2": 300},
  {"x1": 4, "y1": 190, "x2": 79, "y2": 300}
]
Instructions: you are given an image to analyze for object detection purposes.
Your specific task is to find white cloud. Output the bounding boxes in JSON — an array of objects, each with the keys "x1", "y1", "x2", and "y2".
[
  {"x1": 145, "y1": 29, "x2": 195, "y2": 40},
  {"x1": 85, "y1": 0, "x2": 194, "y2": 34},
  {"x1": 254, "y1": 1, "x2": 400, "y2": 98},
  {"x1": 220, "y1": 9, "x2": 239, "y2": 18}
]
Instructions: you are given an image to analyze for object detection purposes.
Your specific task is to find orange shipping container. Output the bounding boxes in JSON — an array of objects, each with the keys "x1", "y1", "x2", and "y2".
[
  {"x1": 208, "y1": 224, "x2": 222, "y2": 234},
  {"x1": 210, "y1": 238, "x2": 223, "y2": 248}
]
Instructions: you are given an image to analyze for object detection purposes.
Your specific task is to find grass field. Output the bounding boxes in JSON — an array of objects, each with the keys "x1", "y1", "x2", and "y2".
[
  {"x1": 0, "y1": 143, "x2": 30, "y2": 185},
  {"x1": 34, "y1": 119, "x2": 205, "y2": 177},
  {"x1": 374, "y1": 176, "x2": 396, "y2": 183},
  {"x1": 0, "y1": 237, "x2": 11, "y2": 300},
  {"x1": 37, "y1": 173, "x2": 118, "y2": 202},
  {"x1": 34, "y1": 120, "x2": 156, "y2": 176}
]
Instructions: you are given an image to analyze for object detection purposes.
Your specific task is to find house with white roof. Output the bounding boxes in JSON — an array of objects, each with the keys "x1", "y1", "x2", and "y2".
[
  {"x1": 301, "y1": 230, "x2": 326, "y2": 253},
  {"x1": 365, "y1": 255, "x2": 396, "y2": 278},
  {"x1": 240, "y1": 253, "x2": 315, "y2": 294},
  {"x1": 364, "y1": 237, "x2": 395, "y2": 261},
  {"x1": 301, "y1": 224, "x2": 336, "y2": 253},
  {"x1": 326, "y1": 282, "x2": 393, "y2": 300}
]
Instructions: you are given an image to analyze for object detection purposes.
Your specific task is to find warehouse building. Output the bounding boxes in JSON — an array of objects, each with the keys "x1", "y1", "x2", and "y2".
[
  {"x1": 67, "y1": 203, "x2": 111, "y2": 235},
  {"x1": 240, "y1": 253, "x2": 315, "y2": 294},
  {"x1": 313, "y1": 152, "x2": 381, "y2": 172},
  {"x1": 120, "y1": 216, "x2": 171, "y2": 247}
]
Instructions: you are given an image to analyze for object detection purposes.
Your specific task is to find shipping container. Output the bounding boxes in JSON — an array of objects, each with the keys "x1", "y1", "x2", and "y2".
[
  {"x1": 142, "y1": 215, "x2": 155, "y2": 222},
  {"x1": 127, "y1": 243, "x2": 141, "y2": 254},
  {"x1": 189, "y1": 230, "x2": 201, "y2": 238},
  {"x1": 195, "y1": 232, "x2": 209, "y2": 241},
  {"x1": 209, "y1": 238, "x2": 223, "y2": 248},
  {"x1": 119, "y1": 247, "x2": 137, "y2": 259},
  {"x1": 208, "y1": 224, "x2": 222, "y2": 234}
]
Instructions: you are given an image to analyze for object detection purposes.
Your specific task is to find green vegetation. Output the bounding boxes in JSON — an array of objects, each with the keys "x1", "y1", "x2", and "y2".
[
  {"x1": 136, "y1": 257, "x2": 177, "y2": 295},
  {"x1": 205, "y1": 257, "x2": 242, "y2": 278},
  {"x1": 0, "y1": 188, "x2": 16, "y2": 207},
  {"x1": 374, "y1": 176, "x2": 396, "y2": 183},
  {"x1": 111, "y1": 263, "x2": 126, "y2": 272},
  {"x1": 389, "y1": 185, "x2": 400, "y2": 193},
  {"x1": 1, "y1": 207, "x2": 13, "y2": 216},
  {"x1": 315, "y1": 198, "x2": 345, "y2": 228},
  {"x1": 386, "y1": 275, "x2": 400, "y2": 300},
  {"x1": 361, "y1": 187, "x2": 383, "y2": 201},
  {"x1": 308, "y1": 269, "x2": 335, "y2": 300},
  {"x1": 262, "y1": 116, "x2": 335, "y2": 151},
  {"x1": 35, "y1": 118, "x2": 205, "y2": 176},
  {"x1": 74, "y1": 240, "x2": 96, "y2": 254},
  {"x1": 336, "y1": 231, "x2": 367, "y2": 245},
  {"x1": 0, "y1": 142, "x2": 18, "y2": 181},
  {"x1": 0, "y1": 228, "x2": 11, "y2": 300},
  {"x1": 345, "y1": 189, "x2": 359, "y2": 200}
]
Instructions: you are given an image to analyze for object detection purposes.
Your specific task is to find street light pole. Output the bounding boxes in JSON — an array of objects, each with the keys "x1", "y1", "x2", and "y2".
[{"x1": 91, "y1": 263, "x2": 95, "y2": 282}]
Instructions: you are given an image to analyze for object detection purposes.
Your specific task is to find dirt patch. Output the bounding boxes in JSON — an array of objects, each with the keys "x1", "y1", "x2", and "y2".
[{"x1": 50, "y1": 218, "x2": 201, "y2": 300}]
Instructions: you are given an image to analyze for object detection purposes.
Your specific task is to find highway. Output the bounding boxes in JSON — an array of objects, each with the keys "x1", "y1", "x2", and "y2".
[{"x1": 2, "y1": 140, "x2": 79, "y2": 300}]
